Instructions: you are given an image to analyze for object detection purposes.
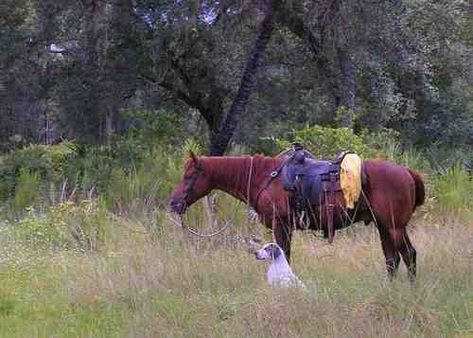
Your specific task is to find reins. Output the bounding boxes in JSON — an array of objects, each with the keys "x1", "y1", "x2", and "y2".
[{"x1": 178, "y1": 215, "x2": 232, "y2": 237}]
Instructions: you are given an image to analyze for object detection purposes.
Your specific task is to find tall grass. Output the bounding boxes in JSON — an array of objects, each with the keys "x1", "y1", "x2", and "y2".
[
  {"x1": 433, "y1": 163, "x2": 473, "y2": 217},
  {"x1": 0, "y1": 209, "x2": 471, "y2": 337},
  {"x1": 13, "y1": 169, "x2": 40, "y2": 212},
  {"x1": 0, "y1": 142, "x2": 184, "y2": 219}
]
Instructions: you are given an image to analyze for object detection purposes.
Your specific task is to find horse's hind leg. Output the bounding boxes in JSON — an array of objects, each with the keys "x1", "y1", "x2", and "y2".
[
  {"x1": 378, "y1": 226, "x2": 401, "y2": 279},
  {"x1": 397, "y1": 228, "x2": 417, "y2": 284}
]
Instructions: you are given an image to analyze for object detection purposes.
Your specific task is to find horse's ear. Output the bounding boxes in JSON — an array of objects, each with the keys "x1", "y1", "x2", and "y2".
[{"x1": 189, "y1": 150, "x2": 198, "y2": 163}]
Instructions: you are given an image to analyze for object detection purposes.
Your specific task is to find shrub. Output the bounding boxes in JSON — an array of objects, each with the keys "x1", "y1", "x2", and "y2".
[
  {"x1": 273, "y1": 125, "x2": 401, "y2": 159},
  {"x1": 0, "y1": 137, "x2": 188, "y2": 216},
  {"x1": 433, "y1": 163, "x2": 473, "y2": 215},
  {"x1": 15, "y1": 200, "x2": 113, "y2": 251},
  {"x1": 15, "y1": 207, "x2": 63, "y2": 246},
  {"x1": 13, "y1": 169, "x2": 40, "y2": 212},
  {"x1": 0, "y1": 142, "x2": 78, "y2": 203},
  {"x1": 122, "y1": 109, "x2": 183, "y2": 148},
  {"x1": 54, "y1": 199, "x2": 112, "y2": 252}
]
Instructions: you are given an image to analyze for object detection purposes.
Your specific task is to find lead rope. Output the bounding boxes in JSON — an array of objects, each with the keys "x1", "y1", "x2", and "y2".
[{"x1": 175, "y1": 157, "x2": 256, "y2": 238}]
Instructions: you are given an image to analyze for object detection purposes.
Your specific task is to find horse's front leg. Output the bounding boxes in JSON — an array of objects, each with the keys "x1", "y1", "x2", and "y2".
[{"x1": 272, "y1": 218, "x2": 293, "y2": 263}]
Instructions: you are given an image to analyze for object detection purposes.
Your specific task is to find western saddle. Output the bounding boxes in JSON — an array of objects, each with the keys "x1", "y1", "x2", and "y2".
[{"x1": 258, "y1": 142, "x2": 348, "y2": 243}]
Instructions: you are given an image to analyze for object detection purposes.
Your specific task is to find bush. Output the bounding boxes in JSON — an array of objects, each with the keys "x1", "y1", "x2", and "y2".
[
  {"x1": 0, "y1": 142, "x2": 78, "y2": 202},
  {"x1": 273, "y1": 125, "x2": 401, "y2": 159},
  {"x1": 53, "y1": 199, "x2": 112, "y2": 252},
  {"x1": 13, "y1": 169, "x2": 40, "y2": 212},
  {"x1": 122, "y1": 109, "x2": 183, "y2": 148},
  {"x1": 0, "y1": 136, "x2": 189, "y2": 216},
  {"x1": 15, "y1": 200, "x2": 113, "y2": 251},
  {"x1": 433, "y1": 163, "x2": 473, "y2": 215},
  {"x1": 15, "y1": 208, "x2": 63, "y2": 247}
]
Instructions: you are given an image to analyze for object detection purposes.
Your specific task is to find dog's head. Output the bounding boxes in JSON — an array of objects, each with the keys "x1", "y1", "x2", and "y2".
[{"x1": 255, "y1": 242, "x2": 282, "y2": 261}]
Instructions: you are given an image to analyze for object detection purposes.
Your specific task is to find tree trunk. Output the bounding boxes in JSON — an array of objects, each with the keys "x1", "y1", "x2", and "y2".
[
  {"x1": 84, "y1": 0, "x2": 107, "y2": 140},
  {"x1": 201, "y1": 104, "x2": 225, "y2": 146},
  {"x1": 210, "y1": 9, "x2": 273, "y2": 156},
  {"x1": 336, "y1": 48, "x2": 356, "y2": 128}
]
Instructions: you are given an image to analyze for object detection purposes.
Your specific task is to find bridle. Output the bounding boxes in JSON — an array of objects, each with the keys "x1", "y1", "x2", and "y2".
[
  {"x1": 181, "y1": 161, "x2": 204, "y2": 205},
  {"x1": 175, "y1": 159, "x2": 232, "y2": 237}
]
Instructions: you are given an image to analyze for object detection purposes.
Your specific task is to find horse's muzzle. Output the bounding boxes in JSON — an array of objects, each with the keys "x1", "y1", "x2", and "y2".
[{"x1": 169, "y1": 198, "x2": 187, "y2": 215}]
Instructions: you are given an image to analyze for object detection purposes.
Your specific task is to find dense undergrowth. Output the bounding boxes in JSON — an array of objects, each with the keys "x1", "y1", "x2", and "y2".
[{"x1": 0, "y1": 126, "x2": 472, "y2": 337}]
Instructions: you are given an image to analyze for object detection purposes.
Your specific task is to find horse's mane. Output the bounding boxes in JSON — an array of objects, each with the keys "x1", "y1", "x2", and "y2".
[{"x1": 198, "y1": 154, "x2": 281, "y2": 192}]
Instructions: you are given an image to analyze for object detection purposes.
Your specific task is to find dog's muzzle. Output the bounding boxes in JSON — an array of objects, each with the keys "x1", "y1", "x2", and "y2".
[{"x1": 255, "y1": 249, "x2": 269, "y2": 260}]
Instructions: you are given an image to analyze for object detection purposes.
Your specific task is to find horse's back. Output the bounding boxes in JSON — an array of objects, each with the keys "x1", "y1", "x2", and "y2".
[{"x1": 363, "y1": 159, "x2": 419, "y2": 226}]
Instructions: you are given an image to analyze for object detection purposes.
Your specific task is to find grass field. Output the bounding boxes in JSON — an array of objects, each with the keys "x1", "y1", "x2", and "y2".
[{"x1": 0, "y1": 201, "x2": 472, "y2": 338}]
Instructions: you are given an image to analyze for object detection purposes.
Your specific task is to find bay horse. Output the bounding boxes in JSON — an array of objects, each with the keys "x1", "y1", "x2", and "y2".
[{"x1": 169, "y1": 152, "x2": 425, "y2": 282}]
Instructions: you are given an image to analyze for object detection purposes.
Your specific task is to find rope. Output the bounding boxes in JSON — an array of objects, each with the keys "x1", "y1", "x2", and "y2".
[
  {"x1": 247, "y1": 156, "x2": 255, "y2": 219},
  {"x1": 179, "y1": 216, "x2": 232, "y2": 237},
  {"x1": 175, "y1": 156, "x2": 256, "y2": 238}
]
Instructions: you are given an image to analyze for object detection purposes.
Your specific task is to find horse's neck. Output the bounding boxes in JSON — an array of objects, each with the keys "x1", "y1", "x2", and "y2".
[
  {"x1": 204, "y1": 156, "x2": 253, "y2": 203},
  {"x1": 203, "y1": 156, "x2": 278, "y2": 206}
]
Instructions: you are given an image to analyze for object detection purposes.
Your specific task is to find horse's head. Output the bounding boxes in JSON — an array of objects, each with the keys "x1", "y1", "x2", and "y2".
[{"x1": 169, "y1": 151, "x2": 212, "y2": 215}]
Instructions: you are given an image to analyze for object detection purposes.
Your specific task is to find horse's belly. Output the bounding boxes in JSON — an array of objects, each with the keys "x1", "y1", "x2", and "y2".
[{"x1": 293, "y1": 205, "x2": 351, "y2": 231}]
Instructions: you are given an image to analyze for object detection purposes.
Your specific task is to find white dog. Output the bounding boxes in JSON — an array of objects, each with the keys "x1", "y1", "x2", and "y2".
[{"x1": 255, "y1": 242, "x2": 305, "y2": 288}]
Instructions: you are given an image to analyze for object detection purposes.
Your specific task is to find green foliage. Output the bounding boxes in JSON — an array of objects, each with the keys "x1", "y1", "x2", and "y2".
[
  {"x1": 0, "y1": 142, "x2": 77, "y2": 199},
  {"x1": 14, "y1": 200, "x2": 112, "y2": 251},
  {"x1": 0, "y1": 294, "x2": 16, "y2": 317},
  {"x1": 103, "y1": 143, "x2": 185, "y2": 214},
  {"x1": 54, "y1": 199, "x2": 112, "y2": 252},
  {"x1": 2, "y1": 0, "x2": 473, "y2": 157},
  {"x1": 182, "y1": 138, "x2": 203, "y2": 157},
  {"x1": 124, "y1": 109, "x2": 183, "y2": 146},
  {"x1": 433, "y1": 164, "x2": 473, "y2": 215},
  {"x1": 274, "y1": 125, "x2": 401, "y2": 159},
  {"x1": 275, "y1": 125, "x2": 364, "y2": 158},
  {"x1": 0, "y1": 137, "x2": 189, "y2": 216},
  {"x1": 13, "y1": 169, "x2": 40, "y2": 212},
  {"x1": 15, "y1": 208, "x2": 63, "y2": 247},
  {"x1": 105, "y1": 166, "x2": 163, "y2": 213},
  {"x1": 68, "y1": 145, "x2": 114, "y2": 194}
]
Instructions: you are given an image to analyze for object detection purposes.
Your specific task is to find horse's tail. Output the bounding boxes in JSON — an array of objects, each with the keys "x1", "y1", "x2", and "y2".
[{"x1": 408, "y1": 169, "x2": 425, "y2": 209}]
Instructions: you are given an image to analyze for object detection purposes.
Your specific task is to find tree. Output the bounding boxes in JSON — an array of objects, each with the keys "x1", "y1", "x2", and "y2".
[
  {"x1": 210, "y1": 1, "x2": 274, "y2": 155},
  {"x1": 1, "y1": 0, "x2": 472, "y2": 153}
]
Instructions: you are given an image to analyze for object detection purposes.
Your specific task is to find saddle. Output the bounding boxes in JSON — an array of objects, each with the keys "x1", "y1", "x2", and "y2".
[
  {"x1": 256, "y1": 142, "x2": 348, "y2": 244},
  {"x1": 255, "y1": 143, "x2": 360, "y2": 243},
  {"x1": 282, "y1": 151, "x2": 342, "y2": 208}
]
